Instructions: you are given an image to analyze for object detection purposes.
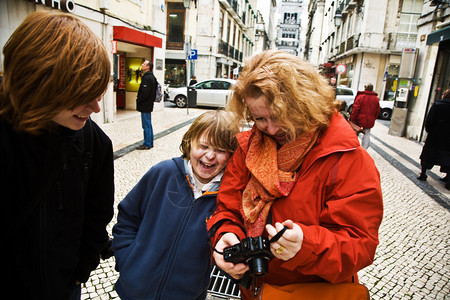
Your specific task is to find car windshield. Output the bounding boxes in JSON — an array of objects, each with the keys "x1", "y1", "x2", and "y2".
[
  {"x1": 337, "y1": 88, "x2": 354, "y2": 96},
  {"x1": 196, "y1": 81, "x2": 231, "y2": 90}
]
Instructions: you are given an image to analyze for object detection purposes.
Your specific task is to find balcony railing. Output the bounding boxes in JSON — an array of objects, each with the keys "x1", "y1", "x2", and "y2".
[
  {"x1": 346, "y1": 34, "x2": 359, "y2": 52},
  {"x1": 387, "y1": 32, "x2": 417, "y2": 50},
  {"x1": 337, "y1": 0, "x2": 357, "y2": 15},
  {"x1": 218, "y1": 40, "x2": 229, "y2": 56},
  {"x1": 218, "y1": 40, "x2": 242, "y2": 62},
  {"x1": 335, "y1": 34, "x2": 360, "y2": 55}
]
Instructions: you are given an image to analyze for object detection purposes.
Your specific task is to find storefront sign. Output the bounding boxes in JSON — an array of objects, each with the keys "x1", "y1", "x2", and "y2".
[
  {"x1": 27, "y1": 0, "x2": 75, "y2": 13},
  {"x1": 111, "y1": 40, "x2": 117, "y2": 54},
  {"x1": 118, "y1": 54, "x2": 126, "y2": 90}
]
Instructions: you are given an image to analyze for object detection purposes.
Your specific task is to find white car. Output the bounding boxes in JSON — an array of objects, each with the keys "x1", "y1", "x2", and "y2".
[
  {"x1": 167, "y1": 78, "x2": 236, "y2": 108},
  {"x1": 336, "y1": 86, "x2": 357, "y2": 113},
  {"x1": 379, "y1": 100, "x2": 394, "y2": 120}
]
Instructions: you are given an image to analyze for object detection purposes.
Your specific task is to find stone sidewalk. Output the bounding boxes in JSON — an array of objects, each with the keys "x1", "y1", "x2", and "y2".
[{"x1": 82, "y1": 109, "x2": 449, "y2": 299}]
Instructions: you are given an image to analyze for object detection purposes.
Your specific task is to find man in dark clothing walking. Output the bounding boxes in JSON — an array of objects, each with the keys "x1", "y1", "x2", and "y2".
[
  {"x1": 350, "y1": 83, "x2": 381, "y2": 150},
  {"x1": 417, "y1": 89, "x2": 450, "y2": 190},
  {"x1": 136, "y1": 60, "x2": 157, "y2": 150}
]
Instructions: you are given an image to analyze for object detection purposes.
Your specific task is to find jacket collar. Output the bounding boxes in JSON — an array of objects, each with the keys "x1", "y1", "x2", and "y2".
[{"x1": 237, "y1": 112, "x2": 360, "y2": 173}]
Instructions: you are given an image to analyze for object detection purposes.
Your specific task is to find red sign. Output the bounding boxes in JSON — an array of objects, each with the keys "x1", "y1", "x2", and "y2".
[
  {"x1": 336, "y1": 64, "x2": 347, "y2": 74},
  {"x1": 111, "y1": 40, "x2": 117, "y2": 54},
  {"x1": 118, "y1": 54, "x2": 126, "y2": 90}
]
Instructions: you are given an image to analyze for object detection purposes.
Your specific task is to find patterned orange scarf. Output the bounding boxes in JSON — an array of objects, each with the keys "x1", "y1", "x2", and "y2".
[{"x1": 242, "y1": 128, "x2": 318, "y2": 237}]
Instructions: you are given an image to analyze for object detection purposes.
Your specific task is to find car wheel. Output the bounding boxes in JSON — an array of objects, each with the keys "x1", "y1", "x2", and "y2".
[
  {"x1": 175, "y1": 95, "x2": 187, "y2": 108},
  {"x1": 380, "y1": 108, "x2": 392, "y2": 120}
]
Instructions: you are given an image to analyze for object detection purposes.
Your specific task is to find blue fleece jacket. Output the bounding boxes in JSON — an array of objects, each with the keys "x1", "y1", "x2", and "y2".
[{"x1": 112, "y1": 157, "x2": 219, "y2": 300}]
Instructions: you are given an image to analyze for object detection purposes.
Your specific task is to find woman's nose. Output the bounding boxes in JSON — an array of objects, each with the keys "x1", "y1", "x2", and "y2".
[{"x1": 266, "y1": 119, "x2": 280, "y2": 135}]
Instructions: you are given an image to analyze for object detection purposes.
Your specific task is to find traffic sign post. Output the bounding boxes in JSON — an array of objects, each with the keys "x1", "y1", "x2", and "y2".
[
  {"x1": 188, "y1": 49, "x2": 197, "y2": 60},
  {"x1": 336, "y1": 64, "x2": 346, "y2": 86},
  {"x1": 336, "y1": 64, "x2": 346, "y2": 74},
  {"x1": 186, "y1": 49, "x2": 198, "y2": 115}
]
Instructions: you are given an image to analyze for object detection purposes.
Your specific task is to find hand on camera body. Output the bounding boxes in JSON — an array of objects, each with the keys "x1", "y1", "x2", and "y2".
[{"x1": 213, "y1": 232, "x2": 250, "y2": 280}]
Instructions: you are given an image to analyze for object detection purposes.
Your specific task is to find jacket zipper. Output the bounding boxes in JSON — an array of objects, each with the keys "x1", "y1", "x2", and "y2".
[{"x1": 154, "y1": 193, "x2": 197, "y2": 298}]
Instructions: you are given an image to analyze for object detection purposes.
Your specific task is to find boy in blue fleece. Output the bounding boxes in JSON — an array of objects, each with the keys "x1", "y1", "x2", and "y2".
[{"x1": 112, "y1": 110, "x2": 239, "y2": 300}]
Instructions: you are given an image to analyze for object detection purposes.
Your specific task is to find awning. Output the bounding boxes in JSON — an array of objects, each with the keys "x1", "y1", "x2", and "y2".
[
  {"x1": 426, "y1": 26, "x2": 450, "y2": 45},
  {"x1": 321, "y1": 62, "x2": 334, "y2": 68},
  {"x1": 113, "y1": 26, "x2": 163, "y2": 48}
]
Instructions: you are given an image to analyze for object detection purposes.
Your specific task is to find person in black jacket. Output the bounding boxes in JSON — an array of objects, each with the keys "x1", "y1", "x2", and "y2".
[
  {"x1": 0, "y1": 11, "x2": 114, "y2": 299},
  {"x1": 136, "y1": 60, "x2": 157, "y2": 150},
  {"x1": 418, "y1": 89, "x2": 450, "y2": 190}
]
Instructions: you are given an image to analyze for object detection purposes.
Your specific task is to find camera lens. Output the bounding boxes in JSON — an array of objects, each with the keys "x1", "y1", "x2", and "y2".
[{"x1": 249, "y1": 258, "x2": 268, "y2": 276}]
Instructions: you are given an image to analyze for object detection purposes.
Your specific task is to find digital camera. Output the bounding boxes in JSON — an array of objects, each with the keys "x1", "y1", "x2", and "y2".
[{"x1": 223, "y1": 236, "x2": 273, "y2": 276}]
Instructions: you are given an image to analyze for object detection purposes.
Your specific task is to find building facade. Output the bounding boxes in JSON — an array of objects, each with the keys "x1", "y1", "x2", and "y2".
[
  {"x1": 164, "y1": 0, "x2": 263, "y2": 88},
  {"x1": 305, "y1": 0, "x2": 449, "y2": 141},
  {"x1": 277, "y1": 0, "x2": 308, "y2": 57},
  {"x1": 1, "y1": 0, "x2": 275, "y2": 124},
  {"x1": 0, "y1": 0, "x2": 166, "y2": 124}
]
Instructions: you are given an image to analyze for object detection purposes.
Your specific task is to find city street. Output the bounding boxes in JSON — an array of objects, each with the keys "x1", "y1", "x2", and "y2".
[{"x1": 82, "y1": 106, "x2": 450, "y2": 300}]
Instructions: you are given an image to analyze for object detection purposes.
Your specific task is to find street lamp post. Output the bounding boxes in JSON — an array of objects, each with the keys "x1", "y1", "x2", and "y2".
[{"x1": 184, "y1": 0, "x2": 191, "y2": 115}]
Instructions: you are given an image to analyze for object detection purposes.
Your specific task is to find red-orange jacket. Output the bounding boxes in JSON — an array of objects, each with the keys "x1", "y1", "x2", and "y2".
[{"x1": 207, "y1": 113, "x2": 383, "y2": 287}]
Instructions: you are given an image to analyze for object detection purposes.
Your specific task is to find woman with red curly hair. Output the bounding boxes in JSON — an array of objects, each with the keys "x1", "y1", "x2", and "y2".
[{"x1": 207, "y1": 50, "x2": 383, "y2": 299}]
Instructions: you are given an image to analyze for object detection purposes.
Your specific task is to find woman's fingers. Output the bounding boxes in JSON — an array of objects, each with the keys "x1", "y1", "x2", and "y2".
[{"x1": 266, "y1": 220, "x2": 304, "y2": 260}]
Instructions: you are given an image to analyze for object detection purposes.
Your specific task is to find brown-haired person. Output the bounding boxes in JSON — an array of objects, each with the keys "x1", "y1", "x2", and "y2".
[
  {"x1": 207, "y1": 50, "x2": 383, "y2": 299},
  {"x1": 112, "y1": 110, "x2": 239, "y2": 299},
  {"x1": 0, "y1": 11, "x2": 114, "y2": 299}
]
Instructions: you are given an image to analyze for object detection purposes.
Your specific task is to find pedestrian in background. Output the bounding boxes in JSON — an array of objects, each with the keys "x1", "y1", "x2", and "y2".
[
  {"x1": 0, "y1": 11, "x2": 114, "y2": 299},
  {"x1": 189, "y1": 75, "x2": 198, "y2": 86},
  {"x1": 417, "y1": 88, "x2": 450, "y2": 190},
  {"x1": 349, "y1": 83, "x2": 381, "y2": 149},
  {"x1": 136, "y1": 60, "x2": 157, "y2": 150},
  {"x1": 207, "y1": 50, "x2": 383, "y2": 299},
  {"x1": 329, "y1": 76, "x2": 337, "y2": 87},
  {"x1": 112, "y1": 110, "x2": 239, "y2": 299},
  {"x1": 329, "y1": 76, "x2": 337, "y2": 98}
]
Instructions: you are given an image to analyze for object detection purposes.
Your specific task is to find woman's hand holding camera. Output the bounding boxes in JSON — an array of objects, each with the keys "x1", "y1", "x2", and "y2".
[
  {"x1": 266, "y1": 220, "x2": 303, "y2": 261},
  {"x1": 213, "y1": 233, "x2": 250, "y2": 280}
]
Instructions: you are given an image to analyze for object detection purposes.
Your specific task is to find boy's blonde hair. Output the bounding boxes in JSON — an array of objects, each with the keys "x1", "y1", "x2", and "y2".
[
  {"x1": 180, "y1": 110, "x2": 239, "y2": 159},
  {"x1": 228, "y1": 50, "x2": 336, "y2": 141}
]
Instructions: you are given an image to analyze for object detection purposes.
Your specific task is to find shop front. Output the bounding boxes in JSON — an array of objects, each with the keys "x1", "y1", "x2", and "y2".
[
  {"x1": 113, "y1": 26, "x2": 163, "y2": 110},
  {"x1": 165, "y1": 59, "x2": 187, "y2": 88}
]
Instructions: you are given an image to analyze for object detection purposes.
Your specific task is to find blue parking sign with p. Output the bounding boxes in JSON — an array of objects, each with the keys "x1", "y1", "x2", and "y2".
[{"x1": 188, "y1": 49, "x2": 197, "y2": 60}]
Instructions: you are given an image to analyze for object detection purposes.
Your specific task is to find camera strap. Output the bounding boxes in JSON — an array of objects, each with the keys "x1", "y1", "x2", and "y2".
[
  {"x1": 212, "y1": 225, "x2": 289, "y2": 255},
  {"x1": 268, "y1": 225, "x2": 288, "y2": 244}
]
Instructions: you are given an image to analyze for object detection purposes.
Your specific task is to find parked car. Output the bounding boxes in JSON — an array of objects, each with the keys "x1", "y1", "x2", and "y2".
[
  {"x1": 167, "y1": 78, "x2": 236, "y2": 108},
  {"x1": 336, "y1": 86, "x2": 357, "y2": 113},
  {"x1": 379, "y1": 100, "x2": 394, "y2": 120}
]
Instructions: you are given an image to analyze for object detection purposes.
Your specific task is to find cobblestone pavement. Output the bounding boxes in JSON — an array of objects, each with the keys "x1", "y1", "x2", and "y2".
[{"x1": 82, "y1": 108, "x2": 449, "y2": 300}]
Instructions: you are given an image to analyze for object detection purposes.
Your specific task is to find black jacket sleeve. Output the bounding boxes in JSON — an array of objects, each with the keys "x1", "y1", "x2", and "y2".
[{"x1": 75, "y1": 121, "x2": 115, "y2": 282}]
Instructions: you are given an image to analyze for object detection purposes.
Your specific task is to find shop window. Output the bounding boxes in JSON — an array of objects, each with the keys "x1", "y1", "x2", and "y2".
[
  {"x1": 383, "y1": 64, "x2": 400, "y2": 101},
  {"x1": 165, "y1": 60, "x2": 186, "y2": 87}
]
